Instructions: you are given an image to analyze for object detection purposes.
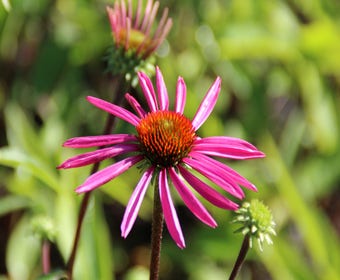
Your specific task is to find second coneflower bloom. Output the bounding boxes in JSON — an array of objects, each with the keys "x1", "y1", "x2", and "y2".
[
  {"x1": 58, "y1": 67, "x2": 265, "y2": 248},
  {"x1": 107, "y1": 0, "x2": 172, "y2": 58}
]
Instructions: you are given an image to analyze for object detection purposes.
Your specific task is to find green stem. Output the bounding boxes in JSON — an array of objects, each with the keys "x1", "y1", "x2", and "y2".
[
  {"x1": 149, "y1": 182, "x2": 164, "y2": 280},
  {"x1": 229, "y1": 234, "x2": 250, "y2": 280},
  {"x1": 66, "y1": 75, "x2": 127, "y2": 279}
]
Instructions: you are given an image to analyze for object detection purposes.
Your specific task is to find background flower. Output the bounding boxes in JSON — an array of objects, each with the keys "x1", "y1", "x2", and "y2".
[
  {"x1": 107, "y1": 0, "x2": 172, "y2": 58},
  {"x1": 106, "y1": 0, "x2": 173, "y2": 83}
]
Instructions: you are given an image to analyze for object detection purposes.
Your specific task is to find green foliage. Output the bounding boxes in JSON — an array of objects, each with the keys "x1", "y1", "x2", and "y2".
[
  {"x1": 1, "y1": 0, "x2": 340, "y2": 279},
  {"x1": 0, "y1": 102, "x2": 114, "y2": 279}
]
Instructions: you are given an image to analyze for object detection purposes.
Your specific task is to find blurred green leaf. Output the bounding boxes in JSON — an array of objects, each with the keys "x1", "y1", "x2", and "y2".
[
  {"x1": 31, "y1": 40, "x2": 68, "y2": 93},
  {"x1": 0, "y1": 194, "x2": 30, "y2": 216},
  {"x1": 1, "y1": 0, "x2": 11, "y2": 12},
  {"x1": 5, "y1": 103, "x2": 42, "y2": 157},
  {"x1": 0, "y1": 147, "x2": 59, "y2": 191},
  {"x1": 6, "y1": 215, "x2": 41, "y2": 280},
  {"x1": 54, "y1": 189, "x2": 77, "y2": 261},
  {"x1": 258, "y1": 241, "x2": 315, "y2": 280},
  {"x1": 73, "y1": 194, "x2": 114, "y2": 280},
  {"x1": 262, "y1": 133, "x2": 340, "y2": 278},
  {"x1": 124, "y1": 266, "x2": 149, "y2": 280},
  {"x1": 296, "y1": 62, "x2": 339, "y2": 154},
  {"x1": 279, "y1": 110, "x2": 306, "y2": 166}
]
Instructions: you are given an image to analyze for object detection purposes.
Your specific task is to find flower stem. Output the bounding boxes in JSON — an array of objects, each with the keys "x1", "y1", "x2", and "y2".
[
  {"x1": 42, "y1": 239, "x2": 51, "y2": 274},
  {"x1": 149, "y1": 182, "x2": 164, "y2": 280},
  {"x1": 66, "y1": 75, "x2": 127, "y2": 279},
  {"x1": 229, "y1": 234, "x2": 250, "y2": 280}
]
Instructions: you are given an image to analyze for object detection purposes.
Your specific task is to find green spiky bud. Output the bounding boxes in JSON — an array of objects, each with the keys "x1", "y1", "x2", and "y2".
[{"x1": 232, "y1": 199, "x2": 276, "y2": 251}]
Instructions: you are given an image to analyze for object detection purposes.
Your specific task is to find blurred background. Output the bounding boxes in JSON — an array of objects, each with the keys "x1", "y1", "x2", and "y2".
[{"x1": 1, "y1": 0, "x2": 340, "y2": 279}]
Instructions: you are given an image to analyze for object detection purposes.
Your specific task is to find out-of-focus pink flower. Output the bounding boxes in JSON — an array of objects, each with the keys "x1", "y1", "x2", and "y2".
[
  {"x1": 107, "y1": 0, "x2": 172, "y2": 58},
  {"x1": 58, "y1": 67, "x2": 265, "y2": 248}
]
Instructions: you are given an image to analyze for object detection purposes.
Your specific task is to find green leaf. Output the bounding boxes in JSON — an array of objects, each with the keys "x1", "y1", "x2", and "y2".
[
  {"x1": 262, "y1": 133, "x2": 340, "y2": 278},
  {"x1": 6, "y1": 215, "x2": 41, "y2": 280},
  {"x1": 5, "y1": 103, "x2": 43, "y2": 159},
  {"x1": 54, "y1": 190, "x2": 78, "y2": 261},
  {"x1": 0, "y1": 195, "x2": 30, "y2": 216},
  {"x1": 0, "y1": 147, "x2": 59, "y2": 191},
  {"x1": 73, "y1": 194, "x2": 114, "y2": 280}
]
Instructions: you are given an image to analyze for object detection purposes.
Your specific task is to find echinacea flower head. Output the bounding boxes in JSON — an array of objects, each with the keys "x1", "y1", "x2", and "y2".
[
  {"x1": 232, "y1": 199, "x2": 276, "y2": 251},
  {"x1": 106, "y1": 0, "x2": 172, "y2": 83},
  {"x1": 58, "y1": 67, "x2": 265, "y2": 248}
]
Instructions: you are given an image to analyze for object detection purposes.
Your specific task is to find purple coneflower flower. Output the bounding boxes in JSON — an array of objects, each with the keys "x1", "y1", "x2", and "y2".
[
  {"x1": 58, "y1": 67, "x2": 265, "y2": 248},
  {"x1": 107, "y1": 0, "x2": 172, "y2": 58}
]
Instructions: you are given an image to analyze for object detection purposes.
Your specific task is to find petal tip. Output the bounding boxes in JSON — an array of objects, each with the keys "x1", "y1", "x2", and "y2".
[
  {"x1": 208, "y1": 220, "x2": 218, "y2": 228},
  {"x1": 75, "y1": 185, "x2": 88, "y2": 194},
  {"x1": 178, "y1": 242, "x2": 186, "y2": 249},
  {"x1": 137, "y1": 71, "x2": 147, "y2": 80}
]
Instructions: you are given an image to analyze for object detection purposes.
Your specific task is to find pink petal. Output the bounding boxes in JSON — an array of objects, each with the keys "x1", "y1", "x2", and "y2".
[
  {"x1": 153, "y1": 7, "x2": 169, "y2": 38},
  {"x1": 175, "y1": 77, "x2": 186, "y2": 114},
  {"x1": 140, "y1": 0, "x2": 153, "y2": 32},
  {"x1": 121, "y1": 166, "x2": 155, "y2": 238},
  {"x1": 153, "y1": 8, "x2": 169, "y2": 39},
  {"x1": 191, "y1": 77, "x2": 221, "y2": 131},
  {"x1": 62, "y1": 134, "x2": 137, "y2": 148},
  {"x1": 156, "y1": 66, "x2": 169, "y2": 110},
  {"x1": 138, "y1": 72, "x2": 158, "y2": 112},
  {"x1": 169, "y1": 167, "x2": 217, "y2": 227},
  {"x1": 192, "y1": 136, "x2": 265, "y2": 159},
  {"x1": 183, "y1": 156, "x2": 245, "y2": 199},
  {"x1": 76, "y1": 155, "x2": 143, "y2": 193},
  {"x1": 192, "y1": 146, "x2": 265, "y2": 160},
  {"x1": 127, "y1": 0, "x2": 132, "y2": 20},
  {"x1": 189, "y1": 152, "x2": 258, "y2": 192},
  {"x1": 58, "y1": 144, "x2": 138, "y2": 169},
  {"x1": 159, "y1": 169, "x2": 185, "y2": 249},
  {"x1": 195, "y1": 136, "x2": 259, "y2": 149},
  {"x1": 146, "y1": 17, "x2": 173, "y2": 56},
  {"x1": 87, "y1": 96, "x2": 140, "y2": 126},
  {"x1": 125, "y1": 93, "x2": 147, "y2": 118},
  {"x1": 124, "y1": 17, "x2": 131, "y2": 50},
  {"x1": 106, "y1": 7, "x2": 116, "y2": 33},
  {"x1": 120, "y1": 0, "x2": 127, "y2": 27},
  {"x1": 143, "y1": 1, "x2": 159, "y2": 36},
  {"x1": 134, "y1": 0, "x2": 142, "y2": 28},
  {"x1": 178, "y1": 165, "x2": 238, "y2": 210}
]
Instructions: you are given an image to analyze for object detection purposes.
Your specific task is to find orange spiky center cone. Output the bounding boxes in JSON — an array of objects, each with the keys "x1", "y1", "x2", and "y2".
[{"x1": 136, "y1": 111, "x2": 196, "y2": 168}]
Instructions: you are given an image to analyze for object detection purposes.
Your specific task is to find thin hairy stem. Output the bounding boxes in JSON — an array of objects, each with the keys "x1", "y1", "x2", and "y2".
[
  {"x1": 229, "y1": 234, "x2": 250, "y2": 280},
  {"x1": 149, "y1": 182, "x2": 164, "y2": 280}
]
